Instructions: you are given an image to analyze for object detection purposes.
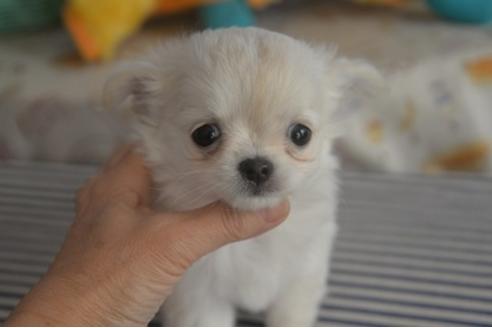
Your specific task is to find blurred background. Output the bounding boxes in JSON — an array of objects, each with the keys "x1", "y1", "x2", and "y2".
[
  {"x1": 1, "y1": 1, "x2": 492, "y2": 326},
  {"x1": 1, "y1": 0, "x2": 492, "y2": 175}
]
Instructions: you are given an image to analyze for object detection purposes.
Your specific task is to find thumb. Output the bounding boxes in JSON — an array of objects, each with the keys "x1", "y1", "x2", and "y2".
[{"x1": 156, "y1": 201, "x2": 290, "y2": 267}]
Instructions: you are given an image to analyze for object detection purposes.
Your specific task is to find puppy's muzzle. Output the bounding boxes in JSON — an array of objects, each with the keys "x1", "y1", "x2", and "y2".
[{"x1": 238, "y1": 156, "x2": 274, "y2": 193}]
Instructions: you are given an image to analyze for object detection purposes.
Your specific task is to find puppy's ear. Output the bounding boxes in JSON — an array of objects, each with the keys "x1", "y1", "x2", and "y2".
[
  {"x1": 330, "y1": 57, "x2": 385, "y2": 121},
  {"x1": 103, "y1": 62, "x2": 161, "y2": 126}
]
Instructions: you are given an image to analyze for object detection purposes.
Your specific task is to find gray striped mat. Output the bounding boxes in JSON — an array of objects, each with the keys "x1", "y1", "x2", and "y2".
[{"x1": 0, "y1": 161, "x2": 491, "y2": 326}]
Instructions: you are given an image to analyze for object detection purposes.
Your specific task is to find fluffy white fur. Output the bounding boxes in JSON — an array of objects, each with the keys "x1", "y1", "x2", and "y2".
[
  {"x1": 106, "y1": 28, "x2": 378, "y2": 326},
  {"x1": 0, "y1": 27, "x2": 379, "y2": 326},
  {"x1": 104, "y1": 27, "x2": 380, "y2": 326}
]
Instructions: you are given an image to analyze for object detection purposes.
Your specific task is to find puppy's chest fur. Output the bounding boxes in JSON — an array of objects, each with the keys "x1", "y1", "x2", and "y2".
[
  {"x1": 163, "y1": 170, "x2": 337, "y2": 313},
  {"x1": 213, "y1": 206, "x2": 334, "y2": 312}
]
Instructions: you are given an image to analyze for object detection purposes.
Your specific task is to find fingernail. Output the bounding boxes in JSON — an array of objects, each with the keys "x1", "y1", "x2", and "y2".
[{"x1": 260, "y1": 201, "x2": 290, "y2": 223}]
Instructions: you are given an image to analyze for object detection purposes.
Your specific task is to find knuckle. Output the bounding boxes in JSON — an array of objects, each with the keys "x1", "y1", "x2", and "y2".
[
  {"x1": 145, "y1": 230, "x2": 193, "y2": 277},
  {"x1": 102, "y1": 199, "x2": 133, "y2": 218},
  {"x1": 111, "y1": 188, "x2": 140, "y2": 208},
  {"x1": 220, "y1": 208, "x2": 246, "y2": 240}
]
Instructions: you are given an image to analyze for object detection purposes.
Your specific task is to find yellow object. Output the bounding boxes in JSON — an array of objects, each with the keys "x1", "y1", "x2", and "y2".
[
  {"x1": 64, "y1": 0, "x2": 155, "y2": 61},
  {"x1": 424, "y1": 141, "x2": 490, "y2": 173},
  {"x1": 366, "y1": 119, "x2": 384, "y2": 144},
  {"x1": 64, "y1": 0, "x2": 278, "y2": 62}
]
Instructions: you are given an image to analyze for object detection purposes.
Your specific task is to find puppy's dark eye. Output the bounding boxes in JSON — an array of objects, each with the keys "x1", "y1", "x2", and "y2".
[
  {"x1": 289, "y1": 123, "x2": 311, "y2": 147},
  {"x1": 192, "y1": 124, "x2": 221, "y2": 147}
]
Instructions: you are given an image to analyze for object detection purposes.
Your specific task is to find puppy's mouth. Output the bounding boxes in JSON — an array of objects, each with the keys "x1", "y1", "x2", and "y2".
[
  {"x1": 220, "y1": 180, "x2": 284, "y2": 211},
  {"x1": 226, "y1": 191, "x2": 284, "y2": 211},
  {"x1": 244, "y1": 182, "x2": 278, "y2": 197}
]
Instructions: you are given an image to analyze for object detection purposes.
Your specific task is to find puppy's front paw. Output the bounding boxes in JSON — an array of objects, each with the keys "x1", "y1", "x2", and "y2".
[
  {"x1": 266, "y1": 305, "x2": 319, "y2": 327},
  {"x1": 161, "y1": 299, "x2": 235, "y2": 327},
  {"x1": 265, "y1": 280, "x2": 326, "y2": 327}
]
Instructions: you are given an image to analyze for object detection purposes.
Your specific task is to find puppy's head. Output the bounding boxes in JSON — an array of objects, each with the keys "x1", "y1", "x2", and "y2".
[{"x1": 105, "y1": 28, "x2": 381, "y2": 210}]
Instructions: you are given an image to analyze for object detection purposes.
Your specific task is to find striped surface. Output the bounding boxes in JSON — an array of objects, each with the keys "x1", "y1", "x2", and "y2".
[{"x1": 0, "y1": 161, "x2": 491, "y2": 326}]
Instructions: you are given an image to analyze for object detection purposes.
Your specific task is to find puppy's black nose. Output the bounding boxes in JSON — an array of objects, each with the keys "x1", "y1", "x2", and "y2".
[{"x1": 238, "y1": 157, "x2": 274, "y2": 186}]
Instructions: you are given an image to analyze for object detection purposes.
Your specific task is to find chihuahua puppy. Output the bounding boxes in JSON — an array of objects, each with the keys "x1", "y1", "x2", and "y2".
[{"x1": 105, "y1": 27, "x2": 380, "y2": 326}]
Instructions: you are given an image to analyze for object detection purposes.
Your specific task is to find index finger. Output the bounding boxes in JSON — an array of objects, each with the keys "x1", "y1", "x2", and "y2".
[{"x1": 98, "y1": 145, "x2": 153, "y2": 207}]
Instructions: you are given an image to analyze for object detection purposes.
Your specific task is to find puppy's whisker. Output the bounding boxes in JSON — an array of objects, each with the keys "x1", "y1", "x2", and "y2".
[
  {"x1": 167, "y1": 181, "x2": 221, "y2": 210},
  {"x1": 175, "y1": 186, "x2": 219, "y2": 210},
  {"x1": 167, "y1": 185, "x2": 209, "y2": 208}
]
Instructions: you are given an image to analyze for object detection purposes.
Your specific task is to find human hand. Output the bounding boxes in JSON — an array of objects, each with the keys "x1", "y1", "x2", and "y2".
[{"x1": 6, "y1": 146, "x2": 289, "y2": 326}]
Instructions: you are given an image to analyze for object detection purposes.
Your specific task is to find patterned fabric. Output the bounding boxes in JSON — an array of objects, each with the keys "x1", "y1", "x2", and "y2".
[
  {"x1": 338, "y1": 49, "x2": 492, "y2": 175},
  {"x1": 0, "y1": 162, "x2": 491, "y2": 326}
]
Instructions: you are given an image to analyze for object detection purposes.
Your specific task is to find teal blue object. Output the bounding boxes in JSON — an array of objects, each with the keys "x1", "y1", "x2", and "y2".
[
  {"x1": 427, "y1": 0, "x2": 492, "y2": 24},
  {"x1": 199, "y1": 0, "x2": 255, "y2": 29},
  {"x1": 0, "y1": 0, "x2": 63, "y2": 33}
]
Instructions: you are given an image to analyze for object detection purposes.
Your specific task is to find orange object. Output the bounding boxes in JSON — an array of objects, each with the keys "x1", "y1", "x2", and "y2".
[
  {"x1": 424, "y1": 141, "x2": 490, "y2": 172},
  {"x1": 249, "y1": 0, "x2": 280, "y2": 9},
  {"x1": 465, "y1": 55, "x2": 492, "y2": 84},
  {"x1": 64, "y1": 5, "x2": 99, "y2": 61},
  {"x1": 63, "y1": 0, "x2": 278, "y2": 62}
]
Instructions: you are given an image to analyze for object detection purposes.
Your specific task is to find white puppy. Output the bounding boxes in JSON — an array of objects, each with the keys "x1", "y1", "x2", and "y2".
[{"x1": 105, "y1": 27, "x2": 380, "y2": 326}]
